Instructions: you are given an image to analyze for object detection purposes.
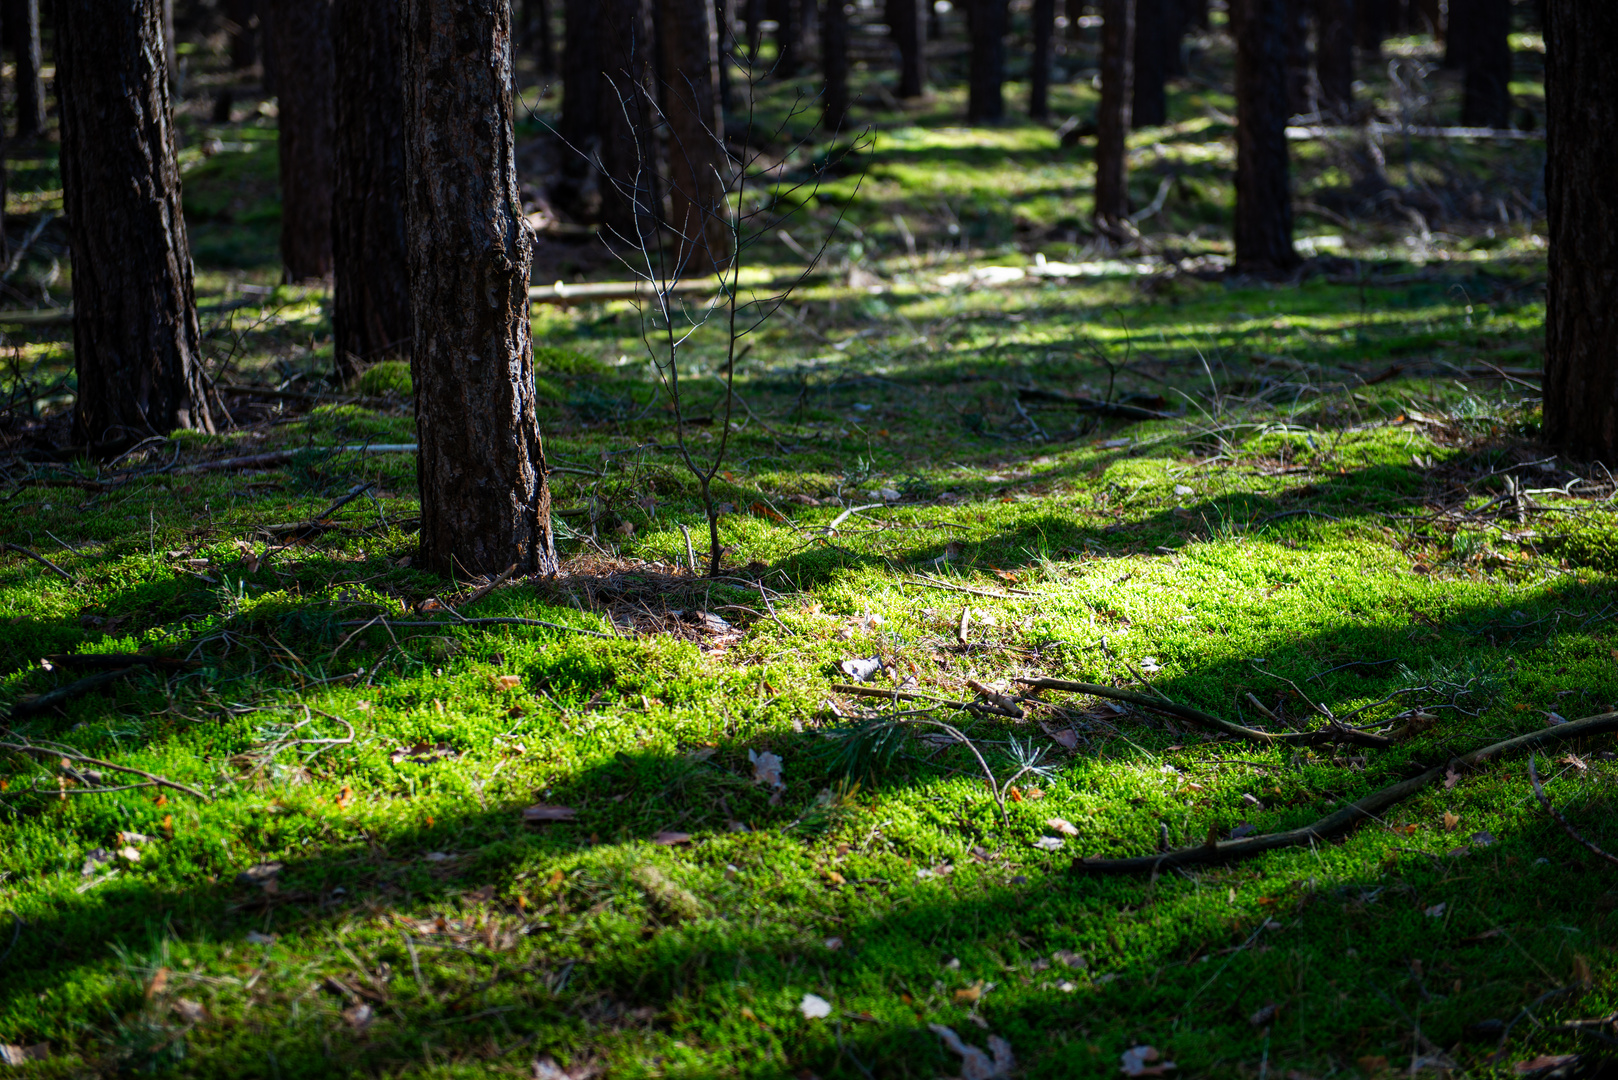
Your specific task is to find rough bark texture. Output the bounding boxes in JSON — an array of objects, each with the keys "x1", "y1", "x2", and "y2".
[
  {"x1": 1460, "y1": 0, "x2": 1510, "y2": 128},
  {"x1": 1132, "y1": 0, "x2": 1165, "y2": 126},
  {"x1": 890, "y1": 0, "x2": 926, "y2": 98},
  {"x1": 1542, "y1": 3, "x2": 1618, "y2": 463},
  {"x1": 967, "y1": 0, "x2": 1005, "y2": 123},
  {"x1": 597, "y1": 0, "x2": 658, "y2": 246},
  {"x1": 1316, "y1": 0, "x2": 1354, "y2": 118},
  {"x1": 57, "y1": 0, "x2": 216, "y2": 446},
  {"x1": 1029, "y1": 0, "x2": 1054, "y2": 118},
  {"x1": 401, "y1": 0, "x2": 557, "y2": 578},
  {"x1": 1231, "y1": 0, "x2": 1298, "y2": 271},
  {"x1": 823, "y1": 0, "x2": 849, "y2": 129},
  {"x1": 331, "y1": 0, "x2": 412, "y2": 382},
  {"x1": 661, "y1": 0, "x2": 732, "y2": 274},
  {"x1": 1094, "y1": 0, "x2": 1133, "y2": 224},
  {"x1": 4, "y1": 0, "x2": 45, "y2": 137},
  {"x1": 263, "y1": 0, "x2": 335, "y2": 281}
]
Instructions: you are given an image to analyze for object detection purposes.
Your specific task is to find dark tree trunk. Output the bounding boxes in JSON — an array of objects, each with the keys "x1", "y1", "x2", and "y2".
[
  {"x1": 774, "y1": 0, "x2": 799, "y2": 74},
  {"x1": 162, "y1": 0, "x2": 179, "y2": 92},
  {"x1": 1064, "y1": 0, "x2": 1082, "y2": 39},
  {"x1": 1443, "y1": 0, "x2": 1468, "y2": 67},
  {"x1": 223, "y1": 0, "x2": 259, "y2": 70},
  {"x1": 823, "y1": 0, "x2": 848, "y2": 128},
  {"x1": 263, "y1": 0, "x2": 335, "y2": 281},
  {"x1": 1542, "y1": 5, "x2": 1618, "y2": 461},
  {"x1": 401, "y1": 0, "x2": 557, "y2": 578},
  {"x1": 597, "y1": 0, "x2": 658, "y2": 246},
  {"x1": 1284, "y1": 0, "x2": 1310, "y2": 115},
  {"x1": 1185, "y1": 0, "x2": 1209, "y2": 30},
  {"x1": 1413, "y1": 0, "x2": 1440, "y2": 39},
  {"x1": 967, "y1": 0, "x2": 1005, "y2": 122},
  {"x1": 797, "y1": 0, "x2": 817, "y2": 68},
  {"x1": 1231, "y1": 0, "x2": 1298, "y2": 271},
  {"x1": 890, "y1": 0, "x2": 927, "y2": 98},
  {"x1": 1029, "y1": 0, "x2": 1054, "y2": 118},
  {"x1": 331, "y1": 0, "x2": 411, "y2": 382},
  {"x1": 1094, "y1": 0, "x2": 1133, "y2": 225},
  {"x1": 929, "y1": 0, "x2": 942, "y2": 39},
  {"x1": 745, "y1": 0, "x2": 763, "y2": 59},
  {"x1": 1355, "y1": 0, "x2": 1382, "y2": 55},
  {"x1": 662, "y1": 0, "x2": 731, "y2": 274},
  {"x1": 716, "y1": 0, "x2": 734, "y2": 109},
  {"x1": 1460, "y1": 0, "x2": 1509, "y2": 128},
  {"x1": 1164, "y1": 0, "x2": 1186, "y2": 76},
  {"x1": 57, "y1": 0, "x2": 217, "y2": 446},
  {"x1": 523, "y1": 0, "x2": 556, "y2": 76},
  {"x1": 4, "y1": 0, "x2": 45, "y2": 137},
  {"x1": 560, "y1": 0, "x2": 598, "y2": 147},
  {"x1": 1132, "y1": 0, "x2": 1165, "y2": 126},
  {"x1": 1316, "y1": 0, "x2": 1354, "y2": 118}
]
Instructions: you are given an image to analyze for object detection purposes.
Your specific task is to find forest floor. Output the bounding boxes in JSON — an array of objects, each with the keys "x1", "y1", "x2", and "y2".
[{"x1": 7, "y1": 17, "x2": 1616, "y2": 1080}]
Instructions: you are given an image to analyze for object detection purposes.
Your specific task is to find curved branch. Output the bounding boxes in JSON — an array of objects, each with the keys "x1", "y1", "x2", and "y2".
[{"x1": 1529, "y1": 753, "x2": 1618, "y2": 867}]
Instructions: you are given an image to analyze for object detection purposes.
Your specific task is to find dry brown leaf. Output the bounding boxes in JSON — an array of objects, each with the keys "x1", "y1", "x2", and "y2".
[
  {"x1": 651, "y1": 830, "x2": 692, "y2": 846},
  {"x1": 335, "y1": 785, "x2": 355, "y2": 809},
  {"x1": 0, "y1": 1044, "x2": 49, "y2": 1065},
  {"x1": 172, "y1": 999, "x2": 206, "y2": 1024},
  {"x1": 953, "y1": 980, "x2": 985, "y2": 1004},
  {"x1": 1514, "y1": 1056, "x2": 1576, "y2": 1075},
  {"x1": 1046, "y1": 817, "x2": 1080, "y2": 837},
  {"x1": 342, "y1": 1003, "x2": 375, "y2": 1031},
  {"x1": 1442, "y1": 811, "x2": 1460, "y2": 832},
  {"x1": 522, "y1": 805, "x2": 577, "y2": 823},
  {"x1": 1049, "y1": 729, "x2": 1079, "y2": 749},
  {"x1": 492, "y1": 674, "x2": 522, "y2": 692},
  {"x1": 144, "y1": 967, "x2": 169, "y2": 1000}
]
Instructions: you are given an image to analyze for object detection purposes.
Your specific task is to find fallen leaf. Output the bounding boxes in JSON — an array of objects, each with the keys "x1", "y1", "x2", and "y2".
[
  {"x1": 1230, "y1": 822, "x2": 1257, "y2": 839},
  {"x1": 236, "y1": 862, "x2": 283, "y2": 888},
  {"x1": 245, "y1": 930, "x2": 277, "y2": 945},
  {"x1": 1543, "y1": 711, "x2": 1567, "y2": 726},
  {"x1": 839, "y1": 656, "x2": 884, "y2": 682},
  {"x1": 342, "y1": 1002, "x2": 374, "y2": 1031},
  {"x1": 1053, "y1": 949, "x2": 1086, "y2": 969},
  {"x1": 1049, "y1": 729, "x2": 1079, "y2": 749},
  {"x1": 81, "y1": 848, "x2": 114, "y2": 877},
  {"x1": 1046, "y1": 818, "x2": 1080, "y2": 837},
  {"x1": 145, "y1": 967, "x2": 169, "y2": 999},
  {"x1": 799, "y1": 992, "x2": 833, "y2": 1020},
  {"x1": 492, "y1": 674, "x2": 522, "y2": 691},
  {"x1": 1120, "y1": 1044, "x2": 1176, "y2": 1077},
  {"x1": 1574, "y1": 954, "x2": 1593, "y2": 986},
  {"x1": 1514, "y1": 1056, "x2": 1577, "y2": 1075},
  {"x1": 1023, "y1": 786, "x2": 1045, "y2": 800},
  {"x1": 929, "y1": 1023, "x2": 1016, "y2": 1080},
  {"x1": 424, "y1": 852, "x2": 451, "y2": 862},
  {"x1": 651, "y1": 831, "x2": 692, "y2": 846},
  {"x1": 1442, "y1": 811, "x2": 1460, "y2": 832},
  {"x1": 1443, "y1": 766, "x2": 1461, "y2": 789},
  {"x1": 750, "y1": 501, "x2": 786, "y2": 522},
  {"x1": 1138, "y1": 657, "x2": 1163, "y2": 675},
  {"x1": 335, "y1": 785, "x2": 355, "y2": 809},
  {"x1": 522, "y1": 804, "x2": 577, "y2": 823},
  {"x1": 0, "y1": 1044, "x2": 49, "y2": 1065},
  {"x1": 1357, "y1": 1056, "x2": 1388, "y2": 1075},
  {"x1": 390, "y1": 741, "x2": 458, "y2": 765},
  {"x1": 1471, "y1": 830, "x2": 1495, "y2": 847},
  {"x1": 117, "y1": 831, "x2": 150, "y2": 846},
  {"x1": 1032, "y1": 836, "x2": 1065, "y2": 851},
  {"x1": 172, "y1": 999, "x2": 206, "y2": 1024},
  {"x1": 1560, "y1": 753, "x2": 1588, "y2": 771},
  {"x1": 118, "y1": 845, "x2": 141, "y2": 863},
  {"x1": 1424, "y1": 902, "x2": 1447, "y2": 918},
  {"x1": 748, "y1": 748, "x2": 785, "y2": 790},
  {"x1": 954, "y1": 980, "x2": 985, "y2": 1004},
  {"x1": 1248, "y1": 1002, "x2": 1278, "y2": 1027}
]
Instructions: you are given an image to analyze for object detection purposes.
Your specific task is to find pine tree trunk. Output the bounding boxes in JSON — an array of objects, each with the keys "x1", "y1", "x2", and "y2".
[
  {"x1": 401, "y1": 0, "x2": 557, "y2": 578},
  {"x1": 1542, "y1": 3, "x2": 1618, "y2": 462},
  {"x1": 1316, "y1": 0, "x2": 1354, "y2": 118},
  {"x1": 1184, "y1": 0, "x2": 1209, "y2": 30},
  {"x1": 1231, "y1": 0, "x2": 1298, "y2": 271},
  {"x1": 1284, "y1": 0, "x2": 1311, "y2": 115},
  {"x1": 797, "y1": 0, "x2": 818, "y2": 68},
  {"x1": 661, "y1": 0, "x2": 732, "y2": 274},
  {"x1": 597, "y1": 0, "x2": 658, "y2": 247},
  {"x1": 1164, "y1": 0, "x2": 1186, "y2": 76},
  {"x1": 57, "y1": 0, "x2": 217, "y2": 446},
  {"x1": 560, "y1": 0, "x2": 599, "y2": 147},
  {"x1": 263, "y1": 0, "x2": 335, "y2": 281},
  {"x1": 1460, "y1": 0, "x2": 1509, "y2": 128},
  {"x1": 1132, "y1": 0, "x2": 1166, "y2": 126},
  {"x1": 967, "y1": 0, "x2": 1005, "y2": 122},
  {"x1": 331, "y1": 0, "x2": 412, "y2": 382},
  {"x1": 1355, "y1": 0, "x2": 1383, "y2": 55},
  {"x1": 5, "y1": 0, "x2": 45, "y2": 137},
  {"x1": 891, "y1": 0, "x2": 927, "y2": 98},
  {"x1": 1444, "y1": 0, "x2": 1469, "y2": 67},
  {"x1": 1030, "y1": 0, "x2": 1054, "y2": 118},
  {"x1": 775, "y1": 0, "x2": 799, "y2": 74},
  {"x1": 525, "y1": 0, "x2": 556, "y2": 75},
  {"x1": 223, "y1": 0, "x2": 259, "y2": 70},
  {"x1": 1094, "y1": 0, "x2": 1133, "y2": 225},
  {"x1": 823, "y1": 0, "x2": 849, "y2": 128},
  {"x1": 745, "y1": 0, "x2": 763, "y2": 59}
]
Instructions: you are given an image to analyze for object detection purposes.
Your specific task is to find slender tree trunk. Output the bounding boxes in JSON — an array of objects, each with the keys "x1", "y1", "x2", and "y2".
[
  {"x1": 1185, "y1": 0, "x2": 1209, "y2": 30},
  {"x1": 797, "y1": 0, "x2": 817, "y2": 68},
  {"x1": 1284, "y1": 0, "x2": 1310, "y2": 115},
  {"x1": 716, "y1": 0, "x2": 734, "y2": 109},
  {"x1": 1460, "y1": 0, "x2": 1509, "y2": 128},
  {"x1": 1231, "y1": 0, "x2": 1298, "y2": 271},
  {"x1": 1316, "y1": 0, "x2": 1354, "y2": 118},
  {"x1": 1064, "y1": 0, "x2": 1083, "y2": 39},
  {"x1": 1132, "y1": 0, "x2": 1165, "y2": 126},
  {"x1": 57, "y1": 0, "x2": 217, "y2": 446},
  {"x1": 1355, "y1": 0, "x2": 1383, "y2": 55},
  {"x1": 402, "y1": 0, "x2": 556, "y2": 577},
  {"x1": 1095, "y1": 0, "x2": 1133, "y2": 225},
  {"x1": 331, "y1": 0, "x2": 411, "y2": 382},
  {"x1": 263, "y1": 0, "x2": 335, "y2": 281},
  {"x1": 1164, "y1": 0, "x2": 1186, "y2": 76},
  {"x1": 823, "y1": 0, "x2": 849, "y2": 128},
  {"x1": 524, "y1": 0, "x2": 556, "y2": 76},
  {"x1": 560, "y1": 0, "x2": 599, "y2": 147},
  {"x1": 1542, "y1": 2, "x2": 1618, "y2": 463},
  {"x1": 598, "y1": 0, "x2": 658, "y2": 246},
  {"x1": 775, "y1": 0, "x2": 799, "y2": 74},
  {"x1": 891, "y1": 0, "x2": 927, "y2": 98},
  {"x1": 745, "y1": 0, "x2": 763, "y2": 59},
  {"x1": 4, "y1": 0, "x2": 45, "y2": 138},
  {"x1": 1444, "y1": 0, "x2": 1469, "y2": 67},
  {"x1": 967, "y1": 0, "x2": 1005, "y2": 122},
  {"x1": 662, "y1": 0, "x2": 732, "y2": 274},
  {"x1": 1030, "y1": 0, "x2": 1054, "y2": 118}
]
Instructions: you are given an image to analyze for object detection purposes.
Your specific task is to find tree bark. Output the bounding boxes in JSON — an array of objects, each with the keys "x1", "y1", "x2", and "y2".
[
  {"x1": 1443, "y1": 0, "x2": 1469, "y2": 67},
  {"x1": 1029, "y1": 0, "x2": 1054, "y2": 119},
  {"x1": 331, "y1": 0, "x2": 412, "y2": 382},
  {"x1": 890, "y1": 0, "x2": 927, "y2": 98},
  {"x1": 774, "y1": 0, "x2": 799, "y2": 74},
  {"x1": 1284, "y1": 0, "x2": 1311, "y2": 115},
  {"x1": 57, "y1": 0, "x2": 217, "y2": 446},
  {"x1": 1542, "y1": 3, "x2": 1618, "y2": 463},
  {"x1": 1316, "y1": 0, "x2": 1354, "y2": 119},
  {"x1": 661, "y1": 0, "x2": 732, "y2": 274},
  {"x1": 823, "y1": 0, "x2": 849, "y2": 129},
  {"x1": 1460, "y1": 0, "x2": 1510, "y2": 128},
  {"x1": 1231, "y1": 0, "x2": 1298, "y2": 271},
  {"x1": 597, "y1": 0, "x2": 658, "y2": 247},
  {"x1": 401, "y1": 0, "x2": 557, "y2": 578},
  {"x1": 263, "y1": 0, "x2": 335, "y2": 281},
  {"x1": 223, "y1": 0, "x2": 259, "y2": 70},
  {"x1": 1164, "y1": 0, "x2": 1187, "y2": 76},
  {"x1": 967, "y1": 0, "x2": 1005, "y2": 122},
  {"x1": 745, "y1": 0, "x2": 763, "y2": 59},
  {"x1": 523, "y1": 0, "x2": 556, "y2": 76},
  {"x1": 560, "y1": 0, "x2": 599, "y2": 147},
  {"x1": 4, "y1": 0, "x2": 45, "y2": 138},
  {"x1": 1094, "y1": 0, "x2": 1133, "y2": 225},
  {"x1": 1183, "y1": 0, "x2": 1209, "y2": 30},
  {"x1": 1132, "y1": 0, "x2": 1165, "y2": 126}
]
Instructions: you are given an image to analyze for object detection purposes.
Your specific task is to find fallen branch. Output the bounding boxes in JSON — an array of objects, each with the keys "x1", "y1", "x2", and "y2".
[
  {"x1": 0, "y1": 738, "x2": 210, "y2": 801},
  {"x1": 909, "y1": 574, "x2": 1032, "y2": 599},
  {"x1": 174, "y1": 445, "x2": 417, "y2": 476},
  {"x1": 456, "y1": 563, "x2": 519, "y2": 612},
  {"x1": 1015, "y1": 388, "x2": 1171, "y2": 420},
  {"x1": 830, "y1": 683, "x2": 1023, "y2": 719},
  {"x1": 43, "y1": 653, "x2": 199, "y2": 672},
  {"x1": 1015, "y1": 677, "x2": 1391, "y2": 749},
  {"x1": 1071, "y1": 709, "x2": 1618, "y2": 874},
  {"x1": 339, "y1": 616, "x2": 611, "y2": 639},
  {"x1": 3, "y1": 543, "x2": 76, "y2": 584},
  {"x1": 5, "y1": 668, "x2": 134, "y2": 719},
  {"x1": 1528, "y1": 753, "x2": 1618, "y2": 868}
]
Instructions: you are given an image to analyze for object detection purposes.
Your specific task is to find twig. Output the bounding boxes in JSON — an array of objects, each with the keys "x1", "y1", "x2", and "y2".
[
  {"x1": 0, "y1": 738, "x2": 210, "y2": 800},
  {"x1": 5, "y1": 668, "x2": 134, "y2": 719},
  {"x1": 0, "y1": 910, "x2": 19, "y2": 972},
  {"x1": 909, "y1": 574, "x2": 1032, "y2": 599},
  {"x1": 831, "y1": 683, "x2": 1022, "y2": 719},
  {"x1": 43, "y1": 653, "x2": 198, "y2": 672},
  {"x1": 826, "y1": 502, "x2": 886, "y2": 532},
  {"x1": 3, "y1": 542, "x2": 75, "y2": 584},
  {"x1": 1072, "y1": 709, "x2": 1618, "y2": 874},
  {"x1": 455, "y1": 563, "x2": 519, "y2": 611},
  {"x1": 339, "y1": 616, "x2": 611, "y2": 639},
  {"x1": 1528, "y1": 754, "x2": 1618, "y2": 867}
]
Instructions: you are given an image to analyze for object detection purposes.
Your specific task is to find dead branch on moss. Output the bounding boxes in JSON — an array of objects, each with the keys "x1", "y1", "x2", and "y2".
[
  {"x1": 0, "y1": 737, "x2": 210, "y2": 801},
  {"x1": 1015, "y1": 677, "x2": 1392, "y2": 750},
  {"x1": 1071, "y1": 710, "x2": 1618, "y2": 874},
  {"x1": 831, "y1": 682, "x2": 1023, "y2": 719},
  {"x1": 1528, "y1": 753, "x2": 1618, "y2": 868},
  {"x1": 5, "y1": 668, "x2": 135, "y2": 720},
  {"x1": 2, "y1": 542, "x2": 75, "y2": 584}
]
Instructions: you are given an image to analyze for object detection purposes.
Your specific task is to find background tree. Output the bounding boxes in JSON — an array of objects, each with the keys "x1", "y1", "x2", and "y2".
[
  {"x1": 57, "y1": 0, "x2": 217, "y2": 445},
  {"x1": 889, "y1": 0, "x2": 927, "y2": 98},
  {"x1": 661, "y1": 0, "x2": 732, "y2": 274},
  {"x1": 1356, "y1": 0, "x2": 1384, "y2": 57},
  {"x1": 823, "y1": 0, "x2": 849, "y2": 129},
  {"x1": 1029, "y1": 0, "x2": 1054, "y2": 119},
  {"x1": 263, "y1": 0, "x2": 335, "y2": 281},
  {"x1": 1460, "y1": 0, "x2": 1510, "y2": 128},
  {"x1": 4, "y1": 0, "x2": 45, "y2": 138},
  {"x1": 1284, "y1": 0, "x2": 1311, "y2": 114},
  {"x1": 1094, "y1": 0, "x2": 1133, "y2": 228},
  {"x1": 967, "y1": 0, "x2": 1005, "y2": 122},
  {"x1": 1541, "y1": 3, "x2": 1618, "y2": 462},
  {"x1": 1132, "y1": 0, "x2": 1166, "y2": 126},
  {"x1": 1316, "y1": 0, "x2": 1355, "y2": 118},
  {"x1": 222, "y1": 0, "x2": 259, "y2": 70},
  {"x1": 1231, "y1": 0, "x2": 1298, "y2": 270},
  {"x1": 331, "y1": 0, "x2": 412, "y2": 383},
  {"x1": 559, "y1": 0, "x2": 599, "y2": 148},
  {"x1": 773, "y1": 0, "x2": 800, "y2": 73},
  {"x1": 402, "y1": 0, "x2": 557, "y2": 577},
  {"x1": 522, "y1": 0, "x2": 556, "y2": 76},
  {"x1": 597, "y1": 0, "x2": 658, "y2": 245}
]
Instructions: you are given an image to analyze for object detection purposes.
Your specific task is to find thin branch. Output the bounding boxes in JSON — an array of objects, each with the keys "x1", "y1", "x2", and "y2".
[
  {"x1": 0, "y1": 738, "x2": 210, "y2": 800},
  {"x1": 3, "y1": 542, "x2": 75, "y2": 584},
  {"x1": 1528, "y1": 753, "x2": 1618, "y2": 867}
]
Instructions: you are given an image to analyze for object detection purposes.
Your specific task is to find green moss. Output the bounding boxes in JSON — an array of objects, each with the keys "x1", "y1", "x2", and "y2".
[{"x1": 355, "y1": 360, "x2": 412, "y2": 397}]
